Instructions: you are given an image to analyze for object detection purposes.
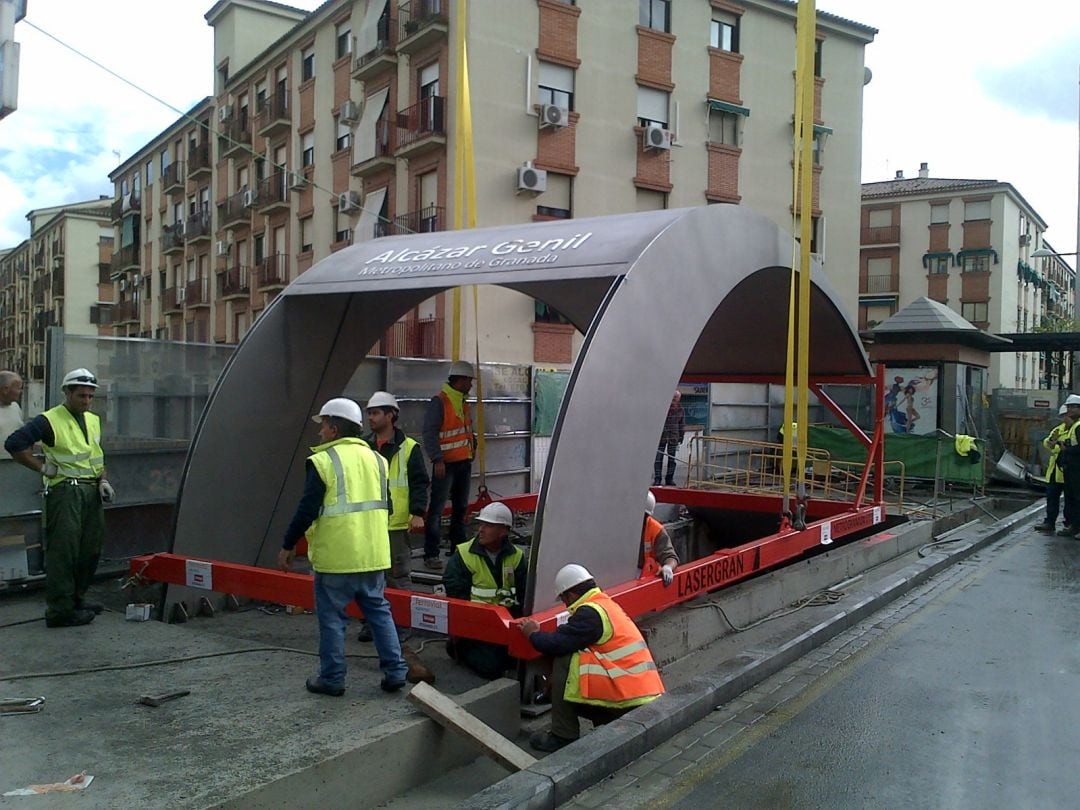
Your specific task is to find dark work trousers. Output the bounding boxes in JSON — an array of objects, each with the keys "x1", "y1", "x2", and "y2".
[
  {"x1": 44, "y1": 479, "x2": 105, "y2": 622},
  {"x1": 453, "y1": 638, "x2": 511, "y2": 680},
  {"x1": 1045, "y1": 480, "x2": 1065, "y2": 527},
  {"x1": 1063, "y1": 467, "x2": 1080, "y2": 534},
  {"x1": 424, "y1": 459, "x2": 472, "y2": 559},
  {"x1": 549, "y1": 652, "x2": 632, "y2": 740},
  {"x1": 654, "y1": 440, "x2": 680, "y2": 485}
]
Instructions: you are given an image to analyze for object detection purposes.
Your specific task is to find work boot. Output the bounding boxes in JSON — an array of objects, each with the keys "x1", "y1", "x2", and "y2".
[
  {"x1": 75, "y1": 598, "x2": 104, "y2": 614},
  {"x1": 45, "y1": 609, "x2": 96, "y2": 628},
  {"x1": 305, "y1": 676, "x2": 344, "y2": 697},
  {"x1": 380, "y1": 677, "x2": 407, "y2": 693},
  {"x1": 423, "y1": 556, "x2": 444, "y2": 571},
  {"x1": 529, "y1": 731, "x2": 575, "y2": 753},
  {"x1": 1057, "y1": 526, "x2": 1075, "y2": 537}
]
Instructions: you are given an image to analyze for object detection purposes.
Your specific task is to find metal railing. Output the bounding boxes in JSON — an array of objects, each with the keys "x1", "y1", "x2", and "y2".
[
  {"x1": 257, "y1": 254, "x2": 289, "y2": 289},
  {"x1": 161, "y1": 162, "x2": 185, "y2": 191},
  {"x1": 185, "y1": 277, "x2": 209, "y2": 307},
  {"x1": 377, "y1": 316, "x2": 444, "y2": 357},
  {"x1": 397, "y1": 0, "x2": 447, "y2": 44},
  {"x1": 860, "y1": 273, "x2": 897, "y2": 294},
  {"x1": 861, "y1": 224, "x2": 899, "y2": 245},
  {"x1": 356, "y1": 11, "x2": 395, "y2": 67},
  {"x1": 220, "y1": 266, "x2": 250, "y2": 297},
  {"x1": 395, "y1": 96, "x2": 445, "y2": 150},
  {"x1": 188, "y1": 142, "x2": 212, "y2": 174}
]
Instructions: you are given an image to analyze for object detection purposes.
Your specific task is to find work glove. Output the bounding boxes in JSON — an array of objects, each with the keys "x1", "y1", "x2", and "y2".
[
  {"x1": 98, "y1": 479, "x2": 115, "y2": 503},
  {"x1": 42, "y1": 460, "x2": 58, "y2": 477},
  {"x1": 660, "y1": 565, "x2": 674, "y2": 587}
]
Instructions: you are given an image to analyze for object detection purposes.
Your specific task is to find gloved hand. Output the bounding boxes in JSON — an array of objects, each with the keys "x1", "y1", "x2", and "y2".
[
  {"x1": 660, "y1": 564, "x2": 674, "y2": 587},
  {"x1": 98, "y1": 479, "x2": 115, "y2": 503},
  {"x1": 42, "y1": 460, "x2": 58, "y2": 477}
]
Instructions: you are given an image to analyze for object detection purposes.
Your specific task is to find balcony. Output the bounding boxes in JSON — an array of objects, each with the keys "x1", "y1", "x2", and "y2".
[
  {"x1": 51, "y1": 269, "x2": 64, "y2": 298},
  {"x1": 220, "y1": 189, "x2": 256, "y2": 229},
  {"x1": 32, "y1": 246, "x2": 45, "y2": 270},
  {"x1": 351, "y1": 119, "x2": 396, "y2": 177},
  {"x1": 161, "y1": 225, "x2": 185, "y2": 255},
  {"x1": 32, "y1": 275, "x2": 48, "y2": 300},
  {"x1": 377, "y1": 316, "x2": 444, "y2": 358},
  {"x1": 256, "y1": 92, "x2": 290, "y2": 139},
  {"x1": 162, "y1": 162, "x2": 185, "y2": 194},
  {"x1": 110, "y1": 244, "x2": 140, "y2": 275},
  {"x1": 110, "y1": 191, "x2": 141, "y2": 223},
  {"x1": 392, "y1": 205, "x2": 445, "y2": 235},
  {"x1": 220, "y1": 265, "x2": 250, "y2": 300},
  {"x1": 188, "y1": 142, "x2": 212, "y2": 178},
  {"x1": 859, "y1": 273, "x2": 898, "y2": 295},
  {"x1": 185, "y1": 276, "x2": 210, "y2": 308},
  {"x1": 89, "y1": 304, "x2": 112, "y2": 325},
  {"x1": 396, "y1": 0, "x2": 447, "y2": 54},
  {"x1": 221, "y1": 116, "x2": 252, "y2": 159},
  {"x1": 185, "y1": 212, "x2": 212, "y2": 243},
  {"x1": 257, "y1": 173, "x2": 290, "y2": 213},
  {"x1": 110, "y1": 299, "x2": 140, "y2": 325},
  {"x1": 860, "y1": 224, "x2": 900, "y2": 245},
  {"x1": 395, "y1": 96, "x2": 446, "y2": 159},
  {"x1": 256, "y1": 254, "x2": 289, "y2": 291},
  {"x1": 162, "y1": 286, "x2": 185, "y2": 314},
  {"x1": 353, "y1": 12, "x2": 397, "y2": 81}
]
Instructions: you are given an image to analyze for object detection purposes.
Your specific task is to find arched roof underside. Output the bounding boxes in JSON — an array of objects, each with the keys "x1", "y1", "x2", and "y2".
[{"x1": 168, "y1": 205, "x2": 870, "y2": 612}]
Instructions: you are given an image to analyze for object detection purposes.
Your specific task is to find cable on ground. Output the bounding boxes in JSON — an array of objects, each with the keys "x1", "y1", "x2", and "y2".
[{"x1": 686, "y1": 588, "x2": 845, "y2": 633}]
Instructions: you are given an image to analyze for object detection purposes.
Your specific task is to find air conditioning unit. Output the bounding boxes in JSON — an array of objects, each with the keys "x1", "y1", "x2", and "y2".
[
  {"x1": 215, "y1": 240, "x2": 231, "y2": 257},
  {"x1": 242, "y1": 189, "x2": 257, "y2": 207},
  {"x1": 516, "y1": 164, "x2": 548, "y2": 194},
  {"x1": 644, "y1": 123, "x2": 673, "y2": 151},
  {"x1": 538, "y1": 103, "x2": 569, "y2": 130},
  {"x1": 339, "y1": 99, "x2": 360, "y2": 125},
  {"x1": 289, "y1": 172, "x2": 309, "y2": 191},
  {"x1": 338, "y1": 191, "x2": 361, "y2": 214},
  {"x1": 217, "y1": 105, "x2": 233, "y2": 123}
]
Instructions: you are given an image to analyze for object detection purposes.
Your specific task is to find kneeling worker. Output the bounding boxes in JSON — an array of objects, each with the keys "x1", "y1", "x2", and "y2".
[
  {"x1": 518, "y1": 564, "x2": 665, "y2": 752},
  {"x1": 443, "y1": 501, "x2": 528, "y2": 679},
  {"x1": 643, "y1": 491, "x2": 679, "y2": 586}
]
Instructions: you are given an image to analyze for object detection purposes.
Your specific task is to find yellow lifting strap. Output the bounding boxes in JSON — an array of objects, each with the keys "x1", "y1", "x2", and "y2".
[
  {"x1": 452, "y1": 0, "x2": 485, "y2": 481},
  {"x1": 782, "y1": 0, "x2": 817, "y2": 517}
]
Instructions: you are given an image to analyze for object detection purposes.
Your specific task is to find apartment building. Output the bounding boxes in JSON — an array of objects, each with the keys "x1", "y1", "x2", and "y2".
[
  {"x1": 0, "y1": 199, "x2": 114, "y2": 407},
  {"x1": 106, "y1": 0, "x2": 875, "y2": 364},
  {"x1": 859, "y1": 164, "x2": 1075, "y2": 389}
]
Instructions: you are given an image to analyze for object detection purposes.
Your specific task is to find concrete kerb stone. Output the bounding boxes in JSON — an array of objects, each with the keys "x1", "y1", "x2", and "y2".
[
  {"x1": 468, "y1": 502, "x2": 1044, "y2": 809},
  {"x1": 464, "y1": 770, "x2": 555, "y2": 810}
]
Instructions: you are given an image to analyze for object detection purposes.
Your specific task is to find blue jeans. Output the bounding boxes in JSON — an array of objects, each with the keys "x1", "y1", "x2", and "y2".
[
  {"x1": 424, "y1": 459, "x2": 472, "y2": 559},
  {"x1": 313, "y1": 571, "x2": 408, "y2": 687}
]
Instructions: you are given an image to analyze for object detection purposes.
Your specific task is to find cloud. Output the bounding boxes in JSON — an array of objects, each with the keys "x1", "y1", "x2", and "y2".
[{"x1": 981, "y1": 35, "x2": 1080, "y2": 123}]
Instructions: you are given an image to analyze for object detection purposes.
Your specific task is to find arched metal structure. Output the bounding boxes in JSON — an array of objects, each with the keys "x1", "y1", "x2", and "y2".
[{"x1": 170, "y1": 205, "x2": 870, "y2": 612}]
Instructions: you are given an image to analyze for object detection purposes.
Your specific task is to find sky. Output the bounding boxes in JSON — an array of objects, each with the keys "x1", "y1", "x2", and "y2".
[{"x1": 1, "y1": 0, "x2": 1078, "y2": 257}]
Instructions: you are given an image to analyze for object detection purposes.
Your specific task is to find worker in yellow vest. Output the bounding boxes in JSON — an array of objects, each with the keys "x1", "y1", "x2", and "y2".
[
  {"x1": 278, "y1": 398, "x2": 408, "y2": 696},
  {"x1": 421, "y1": 360, "x2": 476, "y2": 570},
  {"x1": 1057, "y1": 394, "x2": 1080, "y2": 539},
  {"x1": 443, "y1": 501, "x2": 528, "y2": 679},
  {"x1": 1038, "y1": 404, "x2": 1073, "y2": 534},
  {"x1": 518, "y1": 563, "x2": 665, "y2": 752},
  {"x1": 6, "y1": 368, "x2": 114, "y2": 627},
  {"x1": 642, "y1": 491, "x2": 679, "y2": 586}
]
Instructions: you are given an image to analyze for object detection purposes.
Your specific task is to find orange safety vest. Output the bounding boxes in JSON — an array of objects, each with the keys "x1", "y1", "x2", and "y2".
[
  {"x1": 565, "y1": 589, "x2": 665, "y2": 709},
  {"x1": 642, "y1": 516, "x2": 664, "y2": 562},
  {"x1": 437, "y1": 391, "x2": 474, "y2": 463}
]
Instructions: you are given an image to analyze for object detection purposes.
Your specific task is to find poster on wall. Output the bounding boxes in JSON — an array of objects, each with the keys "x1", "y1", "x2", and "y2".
[{"x1": 884, "y1": 367, "x2": 940, "y2": 434}]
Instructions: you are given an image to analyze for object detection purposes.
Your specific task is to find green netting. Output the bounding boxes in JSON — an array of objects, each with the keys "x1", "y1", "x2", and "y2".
[{"x1": 806, "y1": 425, "x2": 984, "y2": 484}]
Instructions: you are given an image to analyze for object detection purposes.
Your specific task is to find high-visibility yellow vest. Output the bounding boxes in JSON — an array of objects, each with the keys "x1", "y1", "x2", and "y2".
[
  {"x1": 564, "y1": 588, "x2": 664, "y2": 709},
  {"x1": 387, "y1": 436, "x2": 418, "y2": 532},
  {"x1": 306, "y1": 437, "x2": 390, "y2": 574},
  {"x1": 41, "y1": 405, "x2": 104, "y2": 486},
  {"x1": 454, "y1": 539, "x2": 524, "y2": 608},
  {"x1": 1045, "y1": 422, "x2": 1069, "y2": 484}
]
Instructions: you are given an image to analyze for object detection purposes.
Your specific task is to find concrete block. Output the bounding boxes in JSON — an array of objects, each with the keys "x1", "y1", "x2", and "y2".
[
  {"x1": 528, "y1": 718, "x2": 650, "y2": 806},
  {"x1": 463, "y1": 770, "x2": 555, "y2": 810},
  {"x1": 626, "y1": 676, "x2": 718, "y2": 750}
]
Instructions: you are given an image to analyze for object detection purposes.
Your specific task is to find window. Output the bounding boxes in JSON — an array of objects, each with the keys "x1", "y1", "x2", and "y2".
[
  {"x1": 710, "y1": 17, "x2": 738, "y2": 52},
  {"x1": 132, "y1": 172, "x2": 141, "y2": 196},
  {"x1": 867, "y1": 209, "x2": 892, "y2": 228},
  {"x1": 537, "y1": 205, "x2": 571, "y2": 219},
  {"x1": 336, "y1": 23, "x2": 352, "y2": 59},
  {"x1": 930, "y1": 203, "x2": 949, "y2": 224},
  {"x1": 336, "y1": 119, "x2": 352, "y2": 152},
  {"x1": 637, "y1": 86, "x2": 669, "y2": 127},
  {"x1": 145, "y1": 160, "x2": 154, "y2": 187},
  {"x1": 929, "y1": 257, "x2": 949, "y2": 275},
  {"x1": 334, "y1": 209, "x2": 351, "y2": 244},
  {"x1": 795, "y1": 215, "x2": 822, "y2": 253},
  {"x1": 711, "y1": 111, "x2": 739, "y2": 145},
  {"x1": 160, "y1": 149, "x2": 170, "y2": 176},
  {"x1": 302, "y1": 132, "x2": 314, "y2": 167},
  {"x1": 866, "y1": 257, "x2": 891, "y2": 280},
  {"x1": 538, "y1": 61, "x2": 575, "y2": 111},
  {"x1": 254, "y1": 233, "x2": 265, "y2": 265},
  {"x1": 962, "y1": 255, "x2": 989, "y2": 274},
  {"x1": 814, "y1": 39, "x2": 822, "y2": 77},
  {"x1": 301, "y1": 47, "x2": 315, "y2": 82},
  {"x1": 300, "y1": 217, "x2": 313, "y2": 253},
  {"x1": 964, "y1": 200, "x2": 991, "y2": 221},
  {"x1": 121, "y1": 179, "x2": 129, "y2": 197},
  {"x1": 639, "y1": 0, "x2": 670, "y2": 32},
  {"x1": 419, "y1": 62, "x2": 439, "y2": 99},
  {"x1": 255, "y1": 82, "x2": 267, "y2": 111},
  {"x1": 961, "y1": 301, "x2": 988, "y2": 323}
]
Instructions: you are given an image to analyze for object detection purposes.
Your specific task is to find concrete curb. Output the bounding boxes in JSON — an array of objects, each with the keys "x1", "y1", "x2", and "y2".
[{"x1": 465, "y1": 502, "x2": 1044, "y2": 810}]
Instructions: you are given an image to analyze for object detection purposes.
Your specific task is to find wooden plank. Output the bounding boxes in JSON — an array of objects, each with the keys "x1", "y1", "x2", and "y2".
[{"x1": 406, "y1": 681, "x2": 537, "y2": 772}]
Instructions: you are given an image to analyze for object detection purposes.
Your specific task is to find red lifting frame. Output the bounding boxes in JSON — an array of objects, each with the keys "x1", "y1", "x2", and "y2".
[{"x1": 130, "y1": 366, "x2": 887, "y2": 661}]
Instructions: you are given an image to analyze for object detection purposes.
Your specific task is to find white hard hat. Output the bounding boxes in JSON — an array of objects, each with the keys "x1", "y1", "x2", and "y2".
[
  {"x1": 1066, "y1": 394, "x2": 1080, "y2": 407},
  {"x1": 477, "y1": 502, "x2": 513, "y2": 526},
  {"x1": 62, "y1": 368, "x2": 98, "y2": 389},
  {"x1": 1060, "y1": 404, "x2": 1069, "y2": 416},
  {"x1": 554, "y1": 564, "x2": 594, "y2": 596},
  {"x1": 367, "y1": 391, "x2": 399, "y2": 411},
  {"x1": 448, "y1": 360, "x2": 475, "y2": 379},
  {"x1": 311, "y1": 397, "x2": 364, "y2": 427},
  {"x1": 645, "y1": 491, "x2": 656, "y2": 515}
]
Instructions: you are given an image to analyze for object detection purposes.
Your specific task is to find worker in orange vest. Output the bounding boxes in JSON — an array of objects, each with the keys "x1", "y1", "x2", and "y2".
[
  {"x1": 642, "y1": 491, "x2": 679, "y2": 586},
  {"x1": 518, "y1": 564, "x2": 665, "y2": 752},
  {"x1": 421, "y1": 361, "x2": 476, "y2": 570}
]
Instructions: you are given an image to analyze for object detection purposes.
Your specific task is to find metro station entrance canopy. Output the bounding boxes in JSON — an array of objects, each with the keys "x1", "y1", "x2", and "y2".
[{"x1": 169, "y1": 204, "x2": 872, "y2": 612}]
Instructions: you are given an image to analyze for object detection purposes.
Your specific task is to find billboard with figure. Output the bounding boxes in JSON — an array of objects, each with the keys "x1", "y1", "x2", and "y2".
[{"x1": 884, "y1": 367, "x2": 940, "y2": 434}]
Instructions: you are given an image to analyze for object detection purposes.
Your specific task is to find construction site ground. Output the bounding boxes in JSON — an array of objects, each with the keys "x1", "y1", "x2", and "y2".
[{"x1": 0, "y1": 494, "x2": 1037, "y2": 809}]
